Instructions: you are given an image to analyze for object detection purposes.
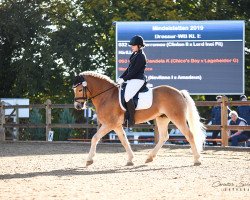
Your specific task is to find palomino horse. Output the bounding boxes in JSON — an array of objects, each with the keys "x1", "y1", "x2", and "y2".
[{"x1": 73, "y1": 71, "x2": 205, "y2": 166}]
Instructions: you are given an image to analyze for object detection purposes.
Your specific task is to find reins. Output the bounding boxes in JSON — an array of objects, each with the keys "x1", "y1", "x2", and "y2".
[
  {"x1": 74, "y1": 83, "x2": 118, "y2": 103},
  {"x1": 88, "y1": 84, "x2": 118, "y2": 100}
]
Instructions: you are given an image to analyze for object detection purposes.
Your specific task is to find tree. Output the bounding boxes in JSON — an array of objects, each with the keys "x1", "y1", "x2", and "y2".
[
  {"x1": 0, "y1": 1, "x2": 45, "y2": 95},
  {"x1": 176, "y1": 0, "x2": 250, "y2": 98},
  {"x1": 78, "y1": 0, "x2": 180, "y2": 79},
  {"x1": 1, "y1": 0, "x2": 249, "y2": 103},
  {"x1": 29, "y1": 108, "x2": 45, "y2": 140},
  {"x1": 57, "y1": 108, "x2": 75, "y2": 140}
]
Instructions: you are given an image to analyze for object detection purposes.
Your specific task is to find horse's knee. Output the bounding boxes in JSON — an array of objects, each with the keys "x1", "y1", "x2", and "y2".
[
  {"x1": 160, "y1": 134, "x2": 169, "y2": 142},
  {"x1": 165, "y1": 134, "x2": 169, "y2": 141},
  {"x1": 92, "y1": 134, "x2": 101, "y2": 143},
  {"x1": 121, "y1": 139, "x2": 130, "y2": 147}
]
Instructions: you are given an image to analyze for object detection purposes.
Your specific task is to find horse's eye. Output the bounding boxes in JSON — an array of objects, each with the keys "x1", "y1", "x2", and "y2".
[{"x1": 79, "y1": 89, "x2": 83, "y2": 92}]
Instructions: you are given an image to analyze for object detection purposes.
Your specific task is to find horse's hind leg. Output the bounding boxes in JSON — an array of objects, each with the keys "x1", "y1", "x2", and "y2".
[
  {"x1": 175, "y1": 122, "x2": 201, "y2": 165},
  {"x1": 86, "y1": 124, "x2": 111, "y2": 166},
  {"x1": 146, "y1": 116, "x2": 170, "y2": 163},
  {"x1": 114, "y1": 126, "x2": 134, "y2": 166}
]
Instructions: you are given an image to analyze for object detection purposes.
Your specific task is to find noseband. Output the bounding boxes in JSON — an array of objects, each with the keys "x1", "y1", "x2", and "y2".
[{"x1": 73, "y1": 81, "x2": 91, "y2": 103}]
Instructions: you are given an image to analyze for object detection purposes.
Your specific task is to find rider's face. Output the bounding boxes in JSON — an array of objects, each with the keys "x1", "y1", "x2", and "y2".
[{"x1": 131, "y1": 45, "x2": 139, "y2": 52}]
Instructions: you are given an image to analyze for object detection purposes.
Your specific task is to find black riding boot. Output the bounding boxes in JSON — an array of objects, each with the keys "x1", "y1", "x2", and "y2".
[{"x1": 126, "y1": 99, "x2": 135, "y2": 126}]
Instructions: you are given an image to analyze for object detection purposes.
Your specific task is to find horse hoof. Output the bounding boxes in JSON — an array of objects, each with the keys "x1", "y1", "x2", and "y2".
[
  {"x1": 145, "y1": 157, "x2": 153, "y2": 163},
  {"x1": 126, "y1": 161, "x2": 134, "y2": 166},
  {"x1": 86, "y1": 160, "x2": 93, "y2": 166},
  {"x1": 194, "y1": 161, "x2": 201, "y2": 166}
]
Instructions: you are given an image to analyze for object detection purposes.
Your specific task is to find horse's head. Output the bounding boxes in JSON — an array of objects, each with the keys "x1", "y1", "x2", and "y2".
[
  {"x1": 72, "y1": 75, "x2": 89, "y2": 110},
  {"x1": 73, "y1": 71, "x2": 118, "y2": 110}
]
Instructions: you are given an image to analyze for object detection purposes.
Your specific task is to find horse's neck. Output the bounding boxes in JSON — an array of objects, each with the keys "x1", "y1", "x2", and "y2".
[
  {"x1": 88, "y1": 77, "x2": 113, "y2": 94},
  {"x1": 86, "y1": 76, "x2": 116, "y2": 101},
  {"x1": 87, "y1": 77, "x2": 116, "y2": 112}
]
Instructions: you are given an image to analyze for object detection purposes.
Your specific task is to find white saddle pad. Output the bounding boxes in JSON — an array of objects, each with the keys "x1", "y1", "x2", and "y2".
[{"x1": 119, "y1": 87, "x2": 153, "y2": 111}]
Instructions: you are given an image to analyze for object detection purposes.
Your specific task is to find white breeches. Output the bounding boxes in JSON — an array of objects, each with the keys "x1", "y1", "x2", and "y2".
[{"x1": 124, "y1": 79, "x2": 145, "y2": 102}]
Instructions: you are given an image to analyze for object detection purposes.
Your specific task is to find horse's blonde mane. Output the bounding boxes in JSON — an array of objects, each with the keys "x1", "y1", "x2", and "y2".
[{"x1": 80, "y1": 71, "x2": 115, "y2": 85}]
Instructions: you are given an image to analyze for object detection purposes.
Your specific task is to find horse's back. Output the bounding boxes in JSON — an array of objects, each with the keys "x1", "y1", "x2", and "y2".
[
  {"x1": 152, "y1": 85, "x2": 187, "y2": 113},
  {"x1": 153, "y1": 85, "x2": 185, "y2": 100}
]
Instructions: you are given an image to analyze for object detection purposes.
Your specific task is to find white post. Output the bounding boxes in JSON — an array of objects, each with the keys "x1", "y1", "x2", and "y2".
[
  {"x1": 45, "y1": 99, "x2": 52, "y2": 141},
  {"x1": 13, "y1": 105, "x2": 19, "y2": 141}
]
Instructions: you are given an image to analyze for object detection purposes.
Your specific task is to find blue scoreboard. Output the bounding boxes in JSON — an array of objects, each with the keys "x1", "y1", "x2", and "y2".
[{"x1": 115, "y1": 21, "x2": 245, "y2": 95}]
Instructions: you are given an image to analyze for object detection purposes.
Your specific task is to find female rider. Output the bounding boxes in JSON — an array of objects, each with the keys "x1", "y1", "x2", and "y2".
[{"x1": 117, "y1": 35, "x2": 147, "y2": 126}]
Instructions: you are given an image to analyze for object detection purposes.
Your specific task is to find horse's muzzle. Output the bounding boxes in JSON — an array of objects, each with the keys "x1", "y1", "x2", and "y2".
[{"x1": 74, "y1": 102, "x2": 86, "y2": 110}]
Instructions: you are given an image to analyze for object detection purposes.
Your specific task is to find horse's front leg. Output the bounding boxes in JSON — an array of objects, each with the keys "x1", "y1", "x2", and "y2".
[
  {"x1": 114, "y1": 126, "x2": 134, "y2": 166},
  {"x1": 86, "y1": 124, "x2": 110, "y2": 166}
]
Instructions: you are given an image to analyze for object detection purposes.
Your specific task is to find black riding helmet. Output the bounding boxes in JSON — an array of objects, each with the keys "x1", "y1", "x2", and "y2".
[{"x1": 129, "y1": 35, "x2": 145, "y2": 47}]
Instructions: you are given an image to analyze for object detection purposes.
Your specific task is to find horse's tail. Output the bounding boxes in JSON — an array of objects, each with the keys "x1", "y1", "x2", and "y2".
[{"x1": 181, "y1": 90, "x2": 206, "y2": 153}]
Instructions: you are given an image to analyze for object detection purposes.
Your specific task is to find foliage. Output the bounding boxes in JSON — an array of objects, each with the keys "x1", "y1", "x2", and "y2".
[
  {"x1": 176, "y1": 0, "x2": 250, "y2": 98},
  {"x1": 1, "y1": 1, "x2": 50, "y2": 97},
  {"x1": 29, "y1": 108, "x2": 45, "y2": 140},
  {"x1": 0, "y1": 0, "x2": 249, "y2": 104},
  {"x1": 56, "y1": 108, "x2": 75, "y2": 141}
]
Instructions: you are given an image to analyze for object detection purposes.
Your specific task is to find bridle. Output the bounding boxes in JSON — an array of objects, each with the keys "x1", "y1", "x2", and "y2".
[
  {"x1": 73, "y1": 82, "x2": 91, "y2": 103},
  {"x1": 73, "y1": 79, "x2": 118, "y2": 104}
]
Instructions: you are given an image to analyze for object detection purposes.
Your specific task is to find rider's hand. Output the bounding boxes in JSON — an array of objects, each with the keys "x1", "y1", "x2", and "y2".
[{"x1": 117, "y1": 78, "x2": 124, "y2": 85}]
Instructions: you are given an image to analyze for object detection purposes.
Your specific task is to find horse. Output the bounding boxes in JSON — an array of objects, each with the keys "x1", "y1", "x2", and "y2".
[{"x1": 73, "y1": 71, "x2": 206, "y2": 166}]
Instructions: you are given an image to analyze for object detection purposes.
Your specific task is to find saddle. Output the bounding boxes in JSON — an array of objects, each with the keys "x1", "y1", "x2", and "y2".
[{"x1": 119, "y1": 82, "x2": 153, "y2": 111}]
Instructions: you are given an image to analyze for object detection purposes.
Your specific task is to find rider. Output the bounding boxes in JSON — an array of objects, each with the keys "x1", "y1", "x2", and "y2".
[{"x1": 117, "y1": 35, "x2": 147, "y2": 126}]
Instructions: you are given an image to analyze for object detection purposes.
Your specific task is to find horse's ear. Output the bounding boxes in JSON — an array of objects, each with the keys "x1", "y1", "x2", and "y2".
[{"x1": 73, "y1": 75, "x2": 85, "y2": 87}]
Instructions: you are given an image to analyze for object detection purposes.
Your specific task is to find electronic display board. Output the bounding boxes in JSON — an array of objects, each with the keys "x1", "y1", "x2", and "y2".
[{"x1": 115, "y1": 21, "x2": 245, "y2": 94}]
